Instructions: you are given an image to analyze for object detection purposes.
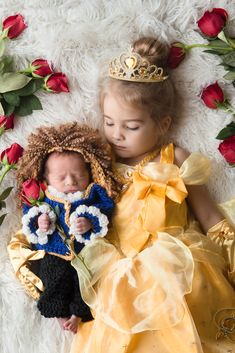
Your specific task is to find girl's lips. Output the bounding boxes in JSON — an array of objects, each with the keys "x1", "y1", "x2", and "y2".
[{"x1": 113, "y1": 145, "x2": 126, "y2": 150}]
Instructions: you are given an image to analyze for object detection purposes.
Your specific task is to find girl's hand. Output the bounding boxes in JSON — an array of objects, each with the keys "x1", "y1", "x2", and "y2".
[
  {"x1": 75, "y1": 217, "x2": 92, "y2": 234},
  {"x1": 38, "y1": 213, "x2": 50, "y2": 232}
]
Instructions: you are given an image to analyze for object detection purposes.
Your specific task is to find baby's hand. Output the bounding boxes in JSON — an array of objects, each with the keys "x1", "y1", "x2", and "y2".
[
  {"x1": 75, "y1": 217, "x2": 92, "y2": 234},
  {"x1": 38, "y1": 213, "x2": 50, "y2": 232}
]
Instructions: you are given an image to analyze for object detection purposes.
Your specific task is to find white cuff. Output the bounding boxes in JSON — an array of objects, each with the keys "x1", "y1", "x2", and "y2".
[
  {"x1": 69, "y1": 205, "x2": 109, "y2": 244},
  {"x1": 22, "y1": 204, "x2": 56, "y2": 245}
]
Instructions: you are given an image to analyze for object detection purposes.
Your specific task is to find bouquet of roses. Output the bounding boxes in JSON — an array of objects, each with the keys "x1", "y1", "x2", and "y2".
[
  {"x1": 168, "y1": 8, "x2": 235, "y2": 166},
  {"x1": 0, "y1": 14, "x2": 69, "y2": 136}
]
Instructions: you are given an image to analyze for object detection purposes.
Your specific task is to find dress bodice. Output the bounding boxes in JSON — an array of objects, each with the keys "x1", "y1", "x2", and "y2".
[{"x1": 108, "y1": 144, "x2": 211, "y2": 256}]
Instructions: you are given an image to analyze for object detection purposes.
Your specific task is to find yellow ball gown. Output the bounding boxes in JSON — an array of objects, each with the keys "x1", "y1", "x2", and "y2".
[{"x1": 69, "y1": 143, "x2": 235, "y2": 353}]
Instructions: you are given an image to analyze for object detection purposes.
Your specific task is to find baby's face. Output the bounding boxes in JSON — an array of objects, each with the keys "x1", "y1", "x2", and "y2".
[{"x1": 45, "y1": 152, "x2": 90, "y2": 194}]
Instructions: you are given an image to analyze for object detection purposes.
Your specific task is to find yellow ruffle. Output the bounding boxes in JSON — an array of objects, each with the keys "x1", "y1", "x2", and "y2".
[
  {"x1": 72, "y1": 233, "x2": 194, "y2": 334},
  {"x1": 7, "y1": 230, "x2": 45, "y2": 300}
]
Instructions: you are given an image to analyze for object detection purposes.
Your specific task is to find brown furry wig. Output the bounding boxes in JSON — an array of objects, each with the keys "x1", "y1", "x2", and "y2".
[{"x1": 16, "y1": 122, "x2": 121, "y2": 205}]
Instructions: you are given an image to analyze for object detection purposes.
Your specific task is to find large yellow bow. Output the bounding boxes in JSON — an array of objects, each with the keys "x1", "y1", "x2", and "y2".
[{"x1": 133, "y1": 171, "x2": 188, "y2": 234}]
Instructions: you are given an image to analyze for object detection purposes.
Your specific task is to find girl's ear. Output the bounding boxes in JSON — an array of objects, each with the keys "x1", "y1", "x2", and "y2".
[{"x1": 160, "y1": 115, "x2": 172, "y2": 135}]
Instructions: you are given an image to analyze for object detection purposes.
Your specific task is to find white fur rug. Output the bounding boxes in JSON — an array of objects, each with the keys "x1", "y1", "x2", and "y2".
[{"x1": 0, "y1": 1, "x2": 234, "y2": 353}]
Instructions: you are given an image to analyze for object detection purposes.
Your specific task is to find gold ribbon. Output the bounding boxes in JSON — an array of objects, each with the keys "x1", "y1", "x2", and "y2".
[{"x1": 133, "y1": 171, "x2": 188, "y2": 234}]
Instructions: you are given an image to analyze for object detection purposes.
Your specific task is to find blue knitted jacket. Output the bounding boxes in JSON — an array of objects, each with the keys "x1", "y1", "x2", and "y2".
[{"x1": 22, "y1": 183, "x2": 114, "y2": 255}]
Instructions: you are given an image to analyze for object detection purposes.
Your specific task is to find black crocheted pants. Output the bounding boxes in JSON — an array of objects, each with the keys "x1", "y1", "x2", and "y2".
[{"x1": 36, "y1": 254, "x2": 93, "y2": 322}]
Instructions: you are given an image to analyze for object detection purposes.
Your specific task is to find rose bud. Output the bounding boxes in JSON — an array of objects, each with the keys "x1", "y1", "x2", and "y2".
[
  {"x1": 0, "y1": 114, "x2": 15, "y2": 134},
  {"x1": 167, "y1": 42, "x2": 186, "y2": 69},
  {"x1": 218, "y1": 135, "x2": 235, "y2": 166},
  {"x1": 201, "y1": 82, "x2": 224, "y2": 109},
  {"x1": 0, "y1": 143, "x2": 24, "y2": 166},
  {"x1": 197, "y1": 8, "x2": 228, "y2": 37},
  {"x1": 20, "y1": 179, "x2": 45, "y2": 206},
  {"x1": 2, "y1": 14, "x2": 27, "y2": 39},
  {"x1": 31, "y1": 59, "x2": 53, "y2": 78},
  {"x1": 44, "y1": 73, "x2": 69, "y2": 93}
]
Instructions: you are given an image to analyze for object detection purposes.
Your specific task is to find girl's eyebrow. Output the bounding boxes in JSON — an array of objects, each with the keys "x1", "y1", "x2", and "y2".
[{"x1": 103, "y1": 115, "x2": 144, "y2": 122}]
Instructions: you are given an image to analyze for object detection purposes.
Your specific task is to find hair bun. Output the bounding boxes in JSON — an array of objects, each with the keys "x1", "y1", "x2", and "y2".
[{"x1": 132, "y1": 37, "x2": 169, "y2": 68}]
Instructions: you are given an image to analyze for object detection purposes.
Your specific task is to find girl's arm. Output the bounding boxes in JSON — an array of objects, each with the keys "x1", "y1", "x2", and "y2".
[{"x1": 174, "y1": 146, "x2": 223, "y2": 233}]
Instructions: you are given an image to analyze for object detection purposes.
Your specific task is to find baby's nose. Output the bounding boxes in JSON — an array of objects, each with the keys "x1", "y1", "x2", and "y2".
[{"x1": 64, "y1": 175, "x2": 76, "y2": 185}]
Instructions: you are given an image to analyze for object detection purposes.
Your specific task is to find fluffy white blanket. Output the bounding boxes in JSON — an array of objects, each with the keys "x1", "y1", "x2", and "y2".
[{"x1": 0, "y1": 1, "x2": 234, "y2": 353}]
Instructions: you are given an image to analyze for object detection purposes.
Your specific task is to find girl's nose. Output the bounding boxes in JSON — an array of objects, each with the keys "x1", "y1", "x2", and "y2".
[{"x1": 112, "y1": 127, "x2": 124, "y2": 141}]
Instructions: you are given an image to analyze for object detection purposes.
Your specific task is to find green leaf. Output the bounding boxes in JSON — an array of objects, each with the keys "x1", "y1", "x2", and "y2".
[
  {"x1": 223, "y1": 71, "x2": 235, "y2": 80},
  {"x1": 0, "y1": 56, "x2": 14, "y2": 74},
  {"x1": 219, "y1": 63, "x2": 235, "y2": 72},
  {"x1": 0, "y1": 40, "x2": 5, "y2": 57},
  {"x1": 0, "y1": 73, "x2": 32, "y2": 93},
  {"x1": 54, "y1": 205, "x2": 60, "y2": 217},
  {"x1": 13, "y1": 79, "x2": 43, "y2": 96},
  {"x1": 203, "y1": 49, "x2": 224, "y2": 55},
  {"x1": 3, "y1": 92, "x2": 20, "y2": 106},
  {"x1": 0, "y1": 213, "x2": 7, "y2": 226},
  {"x1": 1, "y1": 100, "x2": 15, "y2": 116},
  {"x1": 15, "y1": 94, "x2": 42, "y2": 116},
  {"x1": 0, "y1": 201, "x2": 6, "y2": 210},
  {"x1": 222, "y1": 52, "x2": 235, "y2": 68},
  {"x1": 216, "y1": 122, "x2": 235, "y2": 140},
  {"x1": 0, "y1": 186, "x2": 13, "y2": 201},
  {"x1": 0, "y1": 101, "x2": 4, "y2": 115},
  {"x1": 29, "y1": 95, "x2": 42, "y2": 110},
  {"x1": 14, "y1": 101, "x2": 32, "y2": 116},
  {"x1": 208, "y1": 38, "x2": 231, "y2": 48}
]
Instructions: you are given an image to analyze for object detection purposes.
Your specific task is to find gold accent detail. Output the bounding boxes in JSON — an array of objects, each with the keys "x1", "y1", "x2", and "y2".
[
  {"x1": 214, "y1": 308, "x2": 235, "y2": 342},
  {"x1": 113, "y1": 149, "x2": 160, "y2": 187},
  {"x1": 109, "y1": 49, "x2": 168, "y2": 83},
  {"x1": 207, "y1": 219, "x2": 235, "y2": 240},
  {"x1": 48, "y1": 251, "x2": 75, "y2": 261}
]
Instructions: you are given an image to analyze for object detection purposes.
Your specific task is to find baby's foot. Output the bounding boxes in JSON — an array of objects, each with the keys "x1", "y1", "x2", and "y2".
[
  {"x1": 57, "y1": 317, "x2": 69, "y2": 330},
  {"x1": 63, "y1": 315, "x2": 81, "y2": 334}
]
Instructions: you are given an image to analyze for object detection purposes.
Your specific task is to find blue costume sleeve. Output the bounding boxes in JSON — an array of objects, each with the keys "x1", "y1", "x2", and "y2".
[{"x1": 69, "y1": 184, "x2": 114, "y2": 244}]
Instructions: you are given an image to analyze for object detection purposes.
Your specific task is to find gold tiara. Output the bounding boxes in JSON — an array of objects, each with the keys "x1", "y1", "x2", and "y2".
[{"x1": 109, "y1": 49, "x2": 168, "y2": 83}]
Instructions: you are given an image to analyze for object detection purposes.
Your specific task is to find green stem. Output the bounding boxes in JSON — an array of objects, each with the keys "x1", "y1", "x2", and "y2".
[
  {"x1": 218, "y1": 102, "x2": 235, "y2": 115},
  {"x1": 185, "y1": 43, "x2": 233, "y2": 51},
  {"x1": 0, "y1": 165, "x2": 11, "y2": 184}
]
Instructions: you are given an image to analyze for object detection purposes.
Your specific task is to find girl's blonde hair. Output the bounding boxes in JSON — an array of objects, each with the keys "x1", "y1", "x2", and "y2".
[{"x1": 101, "y1": 37, "x2": 178, "y2": 125}]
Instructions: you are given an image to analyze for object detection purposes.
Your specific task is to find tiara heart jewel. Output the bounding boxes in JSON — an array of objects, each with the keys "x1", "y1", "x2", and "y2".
[{"x1": 109, "y1": 49, "x2": 168, "y2": 83}]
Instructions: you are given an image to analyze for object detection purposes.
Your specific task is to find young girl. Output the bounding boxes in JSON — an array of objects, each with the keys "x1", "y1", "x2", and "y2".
[
  {"x1": 70, "y1": 38, "x2": 235, "y2": 353},
  {"x1": 8, "y1": 122, "x2": 119, "y2": 334}
]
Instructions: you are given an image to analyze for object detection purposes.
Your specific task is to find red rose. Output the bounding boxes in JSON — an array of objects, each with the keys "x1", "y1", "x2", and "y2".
[
  {"x1": 0, "y1": 114, "x2": 14, "y2": 130},
  {"x1": 20, "y1": 179, "x2": 45, "y2": 206},
  {"x1": 197, "y1": 8, "x2": 228, "y2": 37},
  {"x1": 2, "y1": 14, "x2": 27, "y2": 39},
  {"x1": 218, "y1": 135, "x2": 235, "y2": 165},
  {"x1": 0, "y1": 143, "x2": 24, "y2": 165},
  {"x1": 167, "y1": 42, "x2": 186, "y2": 69},
  {"x1": 44, "y1": 73, "x2": 69, "y2": 93},
  {"x1": 31, "y1": 59, "x2": 53, "y2": 78},
  {"x1": 201, "y1": 82, "x2": 224, "y2": 109}
]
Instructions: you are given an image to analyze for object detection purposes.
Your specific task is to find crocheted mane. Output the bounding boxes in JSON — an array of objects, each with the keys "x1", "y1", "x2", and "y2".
[{"x1": 16, "y1": 122, "x2": 120, "y2": 203}]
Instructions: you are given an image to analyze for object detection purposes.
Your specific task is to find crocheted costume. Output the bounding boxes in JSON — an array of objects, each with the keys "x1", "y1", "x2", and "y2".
[
  {"x1": 22, "y1": 183, "x2": 114, "y2": 319},
  {"x1": 8, "y1": 123, "x2": 119, "y2": 320}
]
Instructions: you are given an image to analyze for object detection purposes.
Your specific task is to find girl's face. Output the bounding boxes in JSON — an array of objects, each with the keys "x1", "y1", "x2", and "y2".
[{"x1": 103, "y1": 92, "x2": 167, "y2": 165}]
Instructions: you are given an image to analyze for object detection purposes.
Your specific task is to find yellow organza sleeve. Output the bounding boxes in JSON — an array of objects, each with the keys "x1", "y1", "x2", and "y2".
[
  {"x1": 179, "y1": 153, "x2": 212, "y2": 185},
  {"x1": 7, "y1": 230, "x2": 45, "y2": 300}
]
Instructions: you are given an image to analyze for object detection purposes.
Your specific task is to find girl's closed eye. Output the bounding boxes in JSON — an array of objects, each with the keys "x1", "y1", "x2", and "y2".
[
  {"x1": 126, "y1": 125, "x2": 140, "y2": 131},
  {"x1": 104, "y1": 120, "x2": 114, "y2": 127}
]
